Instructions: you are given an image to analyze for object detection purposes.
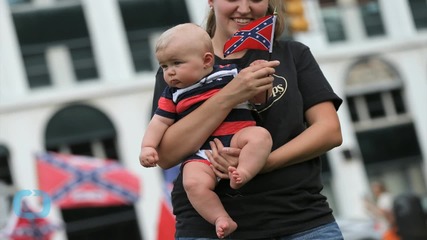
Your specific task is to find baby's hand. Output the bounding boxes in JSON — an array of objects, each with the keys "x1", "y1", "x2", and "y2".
[{"x1": 139, "y1": 147, "x2": 159, "y2": 168}]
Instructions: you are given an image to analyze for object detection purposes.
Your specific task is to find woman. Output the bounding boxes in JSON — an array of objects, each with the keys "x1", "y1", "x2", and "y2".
[{"x1": 144, "y1": 0, "x2": 344, "y2": 239}]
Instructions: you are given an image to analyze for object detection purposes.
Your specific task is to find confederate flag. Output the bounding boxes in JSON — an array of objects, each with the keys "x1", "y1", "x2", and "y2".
[
  {"x1": 36, "y1": 152, "x2": 140, "y2": 209},
  {"x1": 156, "y1": 165, "x2": 180, "y2": 240},
  {"x1": 223, "y1": 15, "x2": 276, "y2": 57},
  {"x1": 3, "y1": 200, "x2": 62, "y2": 240}
]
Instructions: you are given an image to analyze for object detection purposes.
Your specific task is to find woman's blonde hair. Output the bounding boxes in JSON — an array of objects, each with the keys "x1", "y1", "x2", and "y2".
[{"x1": 205, "y1": 0, "x2": 285, "y2": 39}]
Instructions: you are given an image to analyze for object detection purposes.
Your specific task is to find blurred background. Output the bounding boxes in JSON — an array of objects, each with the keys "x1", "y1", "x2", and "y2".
[{"x1": 0, "y1": 0, "x2": 426, "y2": 239}]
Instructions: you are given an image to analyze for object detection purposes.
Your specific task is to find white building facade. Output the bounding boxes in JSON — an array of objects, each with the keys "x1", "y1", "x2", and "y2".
[{"x1": 0, "y1": 0, "x2": 426, "y2": 239}]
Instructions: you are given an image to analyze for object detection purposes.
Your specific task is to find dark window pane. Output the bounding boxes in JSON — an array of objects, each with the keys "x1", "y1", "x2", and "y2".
[
  {"x1": 45, "y1": 105, "x2": 116, "y2": 148},
  {"x1": 409, "y1": 0, "x2": 427, "y2": 29},
  {"x1": 47, "y1": 146, "x2": 59, "y2": 153},
  {"x1": 321, "y1": 154, "x2": 331, "y2": 173},
  {"x1": 319, "y1": 0, "x2": 337, "y2": 5},
  {"x1": 391, "y1": 89, "x2": 406, "y2": 114},
  {"x1": 0, "y1": 146, "x2": 12, "y2": 185},
  {"x1": 365, "y1": 93, "x2": 385, "y2": 118},
  {"x1": 358, "y1": 0, "x2": 385, "y2": 36},
  {"x1": 27, "y1": 73, "x2": 52, "y2": 88},
  {"x1": 357, "y1": 123, "x2": 422, "y2": 165},
  {"x1": 74, "y1": 68, "x2": 98, "y2": 81},
  {"x1": 70, "y1": 142, "x2": 92, "y2": 156},
  {"x1": 69, "y1": 43, "x2": 99, "y2": 81},
  {"x1": 128, "y1": 32, "x2": 153, "y2": 72},
  {"x1": 22, "y1": 51, "x2": 52, "y2": 88},
  {"x1": 103, "y1": 138, "x2": 119, "y2": 161},
  {"x1": 323, "y1": 16, "x2": 346, "y2": 42},
  {"x1": 62, "y1": 206, "x2": 141, "y2": 240},
  {"x1": 320, "y1": 4, "x2": 346, "y2": 42},
  {"x1": 346, "y1": 97, "x2": 359, "y2": 122}
]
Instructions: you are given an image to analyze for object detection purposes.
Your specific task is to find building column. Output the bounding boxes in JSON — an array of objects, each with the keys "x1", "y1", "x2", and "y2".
[
  {"x1": 294, "y1": 0, "x2": 329, "y2": 50},
  {"x1": 81, "y1": 0, "x2": 133, "y2": 82},
  {"x1": 321, "y1": 61, "x2": 370, "y2": 219},
  {"x1": 46, "y1": 46, "x2": 77, "y2": 88},
  {"x1": 378, "y1": 0, "x2": 416, "y2": 38},
  {"x1": 329, "y1": 119, "x2": 370, "y2": 218},
  {"x1": 338, "y1": 0, "x2": 366, "y2": 43},
  {"x1": 106, "y1": 94, "x2": 164, "y2": 240},
  {"x1": 398, "y1": 49, "x2": 427, "y2": 188},
  {"x1": 0, "y1": 0, "x2": 28, "y2": 102}
]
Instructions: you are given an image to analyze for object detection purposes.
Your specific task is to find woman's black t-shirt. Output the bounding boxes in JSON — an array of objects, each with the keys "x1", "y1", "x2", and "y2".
[{"x1": 151, "y1": 40, "x2": 343, "y2": 239}]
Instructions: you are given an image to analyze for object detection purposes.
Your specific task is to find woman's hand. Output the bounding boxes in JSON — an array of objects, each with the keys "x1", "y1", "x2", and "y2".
[
  {"x1": 206, "y1": 138, "x2": 240, "y2": 179},
  {"x1": 217, "y1": 60, "x2": 280, "y2": 108}
]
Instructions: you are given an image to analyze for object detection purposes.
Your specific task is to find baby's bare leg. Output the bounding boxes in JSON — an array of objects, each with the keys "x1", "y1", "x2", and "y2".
[
  {"x1": 229, "y1": 126, "x2": 272, "y2": 189},
  {"x1": 183, "y1": 161, "x2": 237, "y2": 238}
]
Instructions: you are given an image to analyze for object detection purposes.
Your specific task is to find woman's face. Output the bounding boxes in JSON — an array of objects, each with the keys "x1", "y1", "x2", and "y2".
[{"x1": 209, "y1": 0, "x2": 269, "y2": 41}]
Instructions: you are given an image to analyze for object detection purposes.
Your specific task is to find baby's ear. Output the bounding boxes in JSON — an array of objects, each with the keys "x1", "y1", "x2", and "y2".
[{"x1": 203, "y1": 52, "x2": 215, "y2": 67}]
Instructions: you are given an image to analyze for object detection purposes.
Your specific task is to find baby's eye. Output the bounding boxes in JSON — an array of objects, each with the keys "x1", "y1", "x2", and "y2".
[
  {"x1": 173, "y1": 61, "x2": 183, "y2": 66},
  {"x1": 160, "y1": 64, "x2": 168, "y2": 70}
]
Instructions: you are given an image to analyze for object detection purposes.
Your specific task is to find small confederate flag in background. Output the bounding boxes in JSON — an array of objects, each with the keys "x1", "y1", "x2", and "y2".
[
  {"x1": 223, "y1": 15, "x2": 276, "y2": 57},
  {"x1": 36, "y1": 152, "x2": 140, "y2": 209},
  {"x1": 3, "y1": 200, "x2": 62, "y2": 240}
]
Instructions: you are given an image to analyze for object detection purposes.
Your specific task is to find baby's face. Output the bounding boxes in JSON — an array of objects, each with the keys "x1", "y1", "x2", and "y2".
[{"x1": 156, "y1": 45, "x2": 207, "y2": 89}]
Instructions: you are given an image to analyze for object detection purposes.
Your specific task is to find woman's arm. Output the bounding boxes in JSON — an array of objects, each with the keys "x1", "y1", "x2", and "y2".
[
  {"x1": 263, "y1": 101, "x2": 342, "y2": 172},
  {"x1": 207, "y1": 101, "x2": 342, "y2": 176},
  {"x1": 156, "y1": 60, "x2": 280, "y2": 169}
]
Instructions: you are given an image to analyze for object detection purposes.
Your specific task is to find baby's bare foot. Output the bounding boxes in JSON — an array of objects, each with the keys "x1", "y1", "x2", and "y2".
[
  {"x1": 215, "y1": 216, "x2": 238, "y2": 239},
  {"x1": 228, "y1": 166, "x2": 249, "y2": 189}
]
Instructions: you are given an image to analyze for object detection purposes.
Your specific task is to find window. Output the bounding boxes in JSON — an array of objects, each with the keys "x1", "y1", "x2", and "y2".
[
  {"x1": 44, "y1": 104, "x2": 141, "y2": 240},
  {"x1": 12, "y1": 4, "x2": 98, "y2": 88},
  {"x1": 358, "y1": 0, "x2": 385, "y2": 37},
  {"x1": 408, "y1": 0, "x2": 427, "y2": 30},
  {"x1": 345, "y1": 56, "x2": 426, "y2": 199},
  {"x1": 365, "y1": 92, "x2": 386, "y2": 119},
  {"x1": 69, "y1": 40, "x2": 98, "y2": 82},
  {"x1": 119, "y1": 0, "x2": 190, "y2": 72},
  {"x1": 345, "y1": 57, "x2": 422, "y2": 167},
  {"x1": 22, "y1": 50, "x2": 52, "y2": 88},
  {"x1": 319, "y1": 0, "x2": 346, "y2": 42},
  {"x1": 346, "y1": 57, "x2": 407, "y2": 127},
  {"x1": 357, "y1": 123, "x2": 421, "y2": 165}
]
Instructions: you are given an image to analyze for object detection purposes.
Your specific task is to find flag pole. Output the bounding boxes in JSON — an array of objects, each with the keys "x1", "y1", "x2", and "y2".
[
  {"x1": 268, "y1": 7, "x2": 278, "y2": 61},
  {"x1": 265, "y1": 8, "x2": 277, "y2": 102}
]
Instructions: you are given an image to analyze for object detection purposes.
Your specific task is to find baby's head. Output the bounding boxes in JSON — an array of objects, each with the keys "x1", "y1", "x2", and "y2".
[
  {"x1": 156, "y1": 23, "x2": 213, "y2": 55},
  {"x1": 155, "y1": 23, "x2": 215, "y2": 88}
]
